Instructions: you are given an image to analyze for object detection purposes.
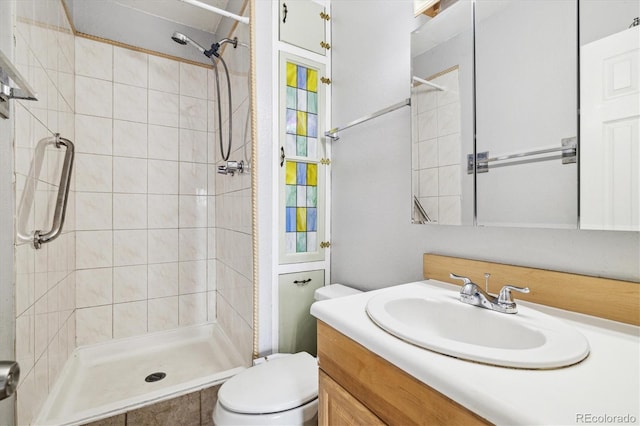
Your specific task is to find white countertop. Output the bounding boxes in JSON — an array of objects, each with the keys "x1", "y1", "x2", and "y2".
[{"x1": 310, "y1": 280, "x2": 640, "y2": 425}]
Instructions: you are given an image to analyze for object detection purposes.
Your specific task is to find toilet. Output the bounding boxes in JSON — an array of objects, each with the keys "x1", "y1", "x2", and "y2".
[{"x1": 212, "y1": 284, "x2": 361, "y2": 426}]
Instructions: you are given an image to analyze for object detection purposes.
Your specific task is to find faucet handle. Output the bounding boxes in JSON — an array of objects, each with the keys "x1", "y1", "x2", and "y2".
[
  {"x1": 498, "y1": 285, "x2": 530, "y2": 304},
  {"x1": 449, "y1": 273, "x2": 473, "y2": 285}
]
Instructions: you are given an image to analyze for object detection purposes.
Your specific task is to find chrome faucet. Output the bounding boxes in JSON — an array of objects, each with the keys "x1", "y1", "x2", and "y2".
[{"x1": 450, "y1": 273, "x2": 530, "y2": 314}]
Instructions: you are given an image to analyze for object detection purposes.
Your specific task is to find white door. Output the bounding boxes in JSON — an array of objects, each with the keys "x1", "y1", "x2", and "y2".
[{"x1": 581, "y1": 26, "x2": 640, "y2": 231}]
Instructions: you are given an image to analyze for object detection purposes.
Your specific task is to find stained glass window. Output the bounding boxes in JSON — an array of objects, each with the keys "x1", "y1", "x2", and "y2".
[
  {"x1": 285, "y1": 161, "x2": 318, "y2": 253},
  {"x1": 285, "y1": 62, "x2": 319, "y2": 159}
]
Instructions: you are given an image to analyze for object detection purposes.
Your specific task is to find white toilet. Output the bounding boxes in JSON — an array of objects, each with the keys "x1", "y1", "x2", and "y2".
[{"x1": 212, "y1": 284, "x2": 361, "y2": 426}]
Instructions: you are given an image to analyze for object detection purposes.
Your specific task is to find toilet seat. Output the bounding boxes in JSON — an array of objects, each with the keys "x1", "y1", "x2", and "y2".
[{"x1": 218, "y1": 352, "x2": 318, "y2": 414}]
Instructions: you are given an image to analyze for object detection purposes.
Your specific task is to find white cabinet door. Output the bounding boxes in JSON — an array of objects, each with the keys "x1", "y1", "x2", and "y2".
[
  {"x1": 279, "y1": 0, "x2": 327, "y2": 55},
  {"x1": 581, "y1": 26, "x2": 639, "y2": 231}
]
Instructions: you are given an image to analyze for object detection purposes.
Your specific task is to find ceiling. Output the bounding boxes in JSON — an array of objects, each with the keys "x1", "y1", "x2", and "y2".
[{"x1": 64, "y1": 0, "x2": 246, "y2": 64}]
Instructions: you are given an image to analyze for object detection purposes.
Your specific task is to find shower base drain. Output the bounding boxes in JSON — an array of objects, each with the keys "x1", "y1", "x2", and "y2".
[{"x1": 145, "y1": 372, "x2": 166, "y2": 383}]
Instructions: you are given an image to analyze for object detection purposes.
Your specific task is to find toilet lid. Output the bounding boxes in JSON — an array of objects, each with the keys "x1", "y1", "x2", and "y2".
[{"x1": 218, "y1": 352, "x2": 318, "y2": 414}]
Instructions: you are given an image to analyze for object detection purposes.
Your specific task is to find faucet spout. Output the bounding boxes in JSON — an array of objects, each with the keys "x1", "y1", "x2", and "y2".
[{"x1": 449, "y1": 273, "x2": 529, "y2": 314}]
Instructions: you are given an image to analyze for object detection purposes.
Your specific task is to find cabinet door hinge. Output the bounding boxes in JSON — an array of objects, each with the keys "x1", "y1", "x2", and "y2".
[
  {"x1": 320, "y1": 158, "x2": 331, "y2": 165},
  {"x1": 320, "y1": 12, "x2": 330, "y2": 21},
  {"x1": 320, "y1": 241, "x2": 331, "y2": 248}
]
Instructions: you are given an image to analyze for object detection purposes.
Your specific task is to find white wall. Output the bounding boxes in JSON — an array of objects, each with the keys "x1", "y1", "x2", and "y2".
[{"x1": 330, "y1": 0, "x2": 640, "y2": 289}]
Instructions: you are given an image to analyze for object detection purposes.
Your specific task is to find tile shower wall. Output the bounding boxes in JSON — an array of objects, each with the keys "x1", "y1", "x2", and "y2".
[
  {"x1": 73, "y1": 38, "x2": 216, "y2": 345},
  {"x1": 12, "y1": 1, "x2": 77, "y2": 423},
  {"x1": 213, "y1": 22, "x2": 254, "y2": 364},
  {"x1": 412, "y1": 68, "x2": 462, "y2": 225}
]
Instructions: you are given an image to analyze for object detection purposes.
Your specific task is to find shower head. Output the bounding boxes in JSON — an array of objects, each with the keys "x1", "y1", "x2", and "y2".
[{"x1": 171, "y1": 31, "x2": 206, "y2": 55}]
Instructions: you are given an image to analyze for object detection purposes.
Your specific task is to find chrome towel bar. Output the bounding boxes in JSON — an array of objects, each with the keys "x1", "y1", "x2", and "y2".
[
  {"x1": 33, "y1": 133, "x2": 74, "y2": 249},
  {"x1": 467, "y1": 137, "x2": 577, "y2": 174},
  {"x1": 325, "y1": 98, "x2": 411, "y2": 141}
]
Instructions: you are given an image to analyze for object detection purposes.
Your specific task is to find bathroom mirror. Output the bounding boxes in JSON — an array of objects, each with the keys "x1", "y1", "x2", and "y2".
[
  {"x1": 579, "y1": 0, "x2": 639, "y2": 231},
  {"x1": 410, "y1": 0, "x2": 474, "y2": 225},
  {"x1": 474, "y1": 0, "x2": 578, "y2": 229}
]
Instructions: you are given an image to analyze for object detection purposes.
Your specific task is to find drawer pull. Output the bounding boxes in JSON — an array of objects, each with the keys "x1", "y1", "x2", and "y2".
[{"x1": 293, "y1": 278, "x2": 312, "y2": 285}]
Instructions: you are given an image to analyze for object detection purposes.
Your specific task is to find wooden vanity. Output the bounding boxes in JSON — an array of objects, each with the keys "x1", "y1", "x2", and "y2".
[{"x1": 317, "y1": 321, "x2": 488, "y2": 425}]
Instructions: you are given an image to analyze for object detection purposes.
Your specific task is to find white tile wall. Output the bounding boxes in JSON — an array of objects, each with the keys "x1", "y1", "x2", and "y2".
[
  {"x1": 13, "y1": 4, "x2": 77, "y2": 421},
  {"x1": 73, "y1": 37, "x2": 219, "y2": 349},
  {"x1": 412, "y1": 68, "x2": 463, "y2": 225}
]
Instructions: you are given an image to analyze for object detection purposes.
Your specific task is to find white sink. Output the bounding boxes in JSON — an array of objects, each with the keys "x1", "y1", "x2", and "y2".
[{"x1": 366, "y1": 284, "x2": 590, "y2": 369}]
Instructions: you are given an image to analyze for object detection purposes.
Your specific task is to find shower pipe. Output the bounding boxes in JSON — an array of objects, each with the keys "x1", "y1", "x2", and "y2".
[
  {"x1": 178, "y1": 0, "x2": 250, "y2": 25},
  {"x1": 171, "y1": 31, "x2": 238, "y2": 161}
]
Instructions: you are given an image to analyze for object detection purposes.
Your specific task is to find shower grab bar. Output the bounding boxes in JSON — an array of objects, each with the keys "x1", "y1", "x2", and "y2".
[
  {"x1": 467, "y1": 137, "x2": 577, "y2": 174},
  {"x1": 178, "y1": 0, "x2": 249, "y2": 24},
  {"x1": 412, "y1": 76, "x2": 445, "y2": 91},
  {"x1": 325, "y1": 98, "x2": 411, "y2": 141},
  {"x1": 33, "y1": 133, "x2": 75, "y2": 249}
]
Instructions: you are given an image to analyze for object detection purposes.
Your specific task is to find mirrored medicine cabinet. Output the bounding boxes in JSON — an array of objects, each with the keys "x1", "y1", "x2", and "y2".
[{"x1": 411, "y1": 0, "x2": 639, "y2": 231}]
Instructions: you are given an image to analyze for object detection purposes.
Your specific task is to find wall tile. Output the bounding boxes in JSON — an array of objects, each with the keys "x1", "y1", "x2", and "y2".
[
  {"x1": 148, "y1": 194, "x2": 179, "y2": 229},
  {"x1": 76, "y1": 305, "x2": 113, "y2": 346},
  {"x1": 438, "y1": 165, "x2": 461, "y2": 196},
  {"x1": 113, "y1": 301, "x2": 147, "y2": 338},
  {"x1": 179, "y1": 293, "x2": 207, "y2": 326},
  {"x1": 76, "y1": 268, "x2": 112, "y2": 308},
  {"x1": 179, "y1": 260, "x2": 207, "y2": 294},
  {"x1": 179, "y1": 129, "x2": 208, "y2": 163},
  {"x1": 438, "y1": 133, "x2": 461, "y2": 167},
  {"x1": 75, "y1": 114, "x2": 113, "y2": 155},
  {"x1": 179, "y1": 162, "x2": 207, "y2": 195},
  {"x1": 148, "y1": 229, "x2": 179, "y2": 263},
  {"x1": 75, "y1": 192, "x2": 112, "y2": 231},
  {"x1": 113, "y1": 193, "x2": 147, "y2": 229},
  {"x1": 75, "y1": 37, "x2": 112, "y2": 81},
  {"x1": 113, "y1": 120, "x2": 148, "y2": 158},
  {"x1": 149, "y1": 55, "x2": 179, "y2": 94},
  {"x1": 148, "y1": 125, "x2": 179, "y2": 161},
  {"x1": 113, "y1": 157, "x2": 147, "y2": 194},
  {"x1": 113, "y1": 265, "x2": 147, "y2": 303},
  {"x1": 148, "y1": 262, "x2": 179, "y2": 298},
  {"x1": 180, "y1": 62, "x2": 208, "y2": 99},
  {"x1": 148, "y1": 296, "x2": 179, "y2": 332},
  {"x1": 75, "y1": 153, "x2": 112, "y2": 192},
  {"x1": 179, "y1": 195, "x2": 207, "y2": 228},
  {"x1": 148, "y1": 90, "x2": 179, "y2": 127},
  {"x1": 179, "y1": 228, "x2": 207, "y2": 261},
  {"x1": 148, "y1": 159, "x2": 178, "y2": 194},
  {"x1": 76, "y1": 76, "x2": 112, "y2": 118},
  {"x1": 113, "y1": 229, "x2": 148, "y2": 266},
  {"x1": 113, "y1": 83, "x2": 147, "y2": 123},
  {"x1": 76, "y1": 230, "x2": 113, "y2": 269},
  {"x1": 179, "y1": 96, "x2": 208, "y2": 131},
  {"x1": 113, "y1": 47, "x2": 148, "y2": 88}
]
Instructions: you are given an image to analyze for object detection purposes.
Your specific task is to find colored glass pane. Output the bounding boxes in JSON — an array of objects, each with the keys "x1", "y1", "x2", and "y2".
[
  {"x1": 297, "y1": 88, "x2": 307, "y2": 111},
  {"x1": 296, "y1": 111, "x2": 307, "y2": 136},
  {"x1": 297, "y1": 185, "x2": 307, "y2": 207},
  {"x1": 307, "y1": 92, "x2": 317, "y2": 114},
  {"x1": 297, "y1": 66, "x2": 307, "y2": 90},
  {"x1": 286, "y1": 109, "x2": 297, "y2": 134},
  {"x1": 286, "y1": 208, "x2": 296, "y2": 232},
  {"x1": 296, "y1": 232, "x2": 307, "y2": 252},
  {"x1": 307, "y1": 232, "x2": 317, "y2": 251},
  {"x1": 285, "y1": 185, "x2": 297, "y2": 207},
  {"x1": 286, "y1": 62, "x2": 297, "y2": 87},
  {"x1": 296, "y1": 136, "x2": 307, "y2": 156},
  {"x1": 307, "y1": 208, "x2": 317, "y2": 232},
  {"x1": 296, "y1": 207, "x2": 307, "y2": 232},
  {"x1": 307, "y1": 186, "x2": 317, "y2": 207},
  {"x1": 285, "y1": 161, "x2": 296, "y2": 185},
  {"x1": 307, "y1": 114, "x2": 318, "y2": 138},
  {"x1": 286, "y1": 134, "x2": 297, "y2": 156},
  {"x1": 285, "y1": 232, "x2": 296, "y2": 253},
  {"x1": 296, "y1": 162, "x2": 307, "y2": 185},
  {"x1": 286, "y1": 87, "x2": 297, "y2": 109},
  {"x1": 307, "y1": 69, "x2": 318, "y2": 92},
  {"x1": 307, "y1": 163, "x2": 317, "y2": 186},
  {"x1": 307, "y1": 138, "x2": 317, "y2": 158}
]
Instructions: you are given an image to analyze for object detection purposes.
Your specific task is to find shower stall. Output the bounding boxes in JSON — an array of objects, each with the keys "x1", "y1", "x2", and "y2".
[{"x1": 0, "y1": 0, "x2": 255, "y2": 423}]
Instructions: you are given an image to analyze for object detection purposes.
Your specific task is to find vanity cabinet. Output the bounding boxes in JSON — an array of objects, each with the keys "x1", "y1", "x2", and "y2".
[{"x1": 316, "y1": 321, "x2": 489, "y2": 425}]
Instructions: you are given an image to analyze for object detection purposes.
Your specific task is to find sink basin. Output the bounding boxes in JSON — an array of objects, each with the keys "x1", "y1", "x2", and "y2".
[{"x1": 366, "y1": 284, "x2": 590, "y2": 369}]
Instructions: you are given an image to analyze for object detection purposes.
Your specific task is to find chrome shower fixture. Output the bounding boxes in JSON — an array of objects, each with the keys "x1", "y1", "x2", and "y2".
[
  {"x1": 171, "y1": 32, "x2": 238, "y2": 58},
  {"x1": 217, "y1": 160, "x2": 247, "y2": 176}
]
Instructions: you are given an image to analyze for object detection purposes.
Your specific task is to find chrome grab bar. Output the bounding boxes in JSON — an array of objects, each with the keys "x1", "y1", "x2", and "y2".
[
  {"x1": 413, "y1": 196, "x2": 432, "y2": 223},
  {"x1": 33, "y1": 133, "x2": 74, "y2": 249}
]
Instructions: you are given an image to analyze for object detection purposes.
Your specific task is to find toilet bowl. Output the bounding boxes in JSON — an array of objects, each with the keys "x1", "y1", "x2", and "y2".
[{"x1": 212, "y1": 284, "x2": 361, "y2": 426}]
